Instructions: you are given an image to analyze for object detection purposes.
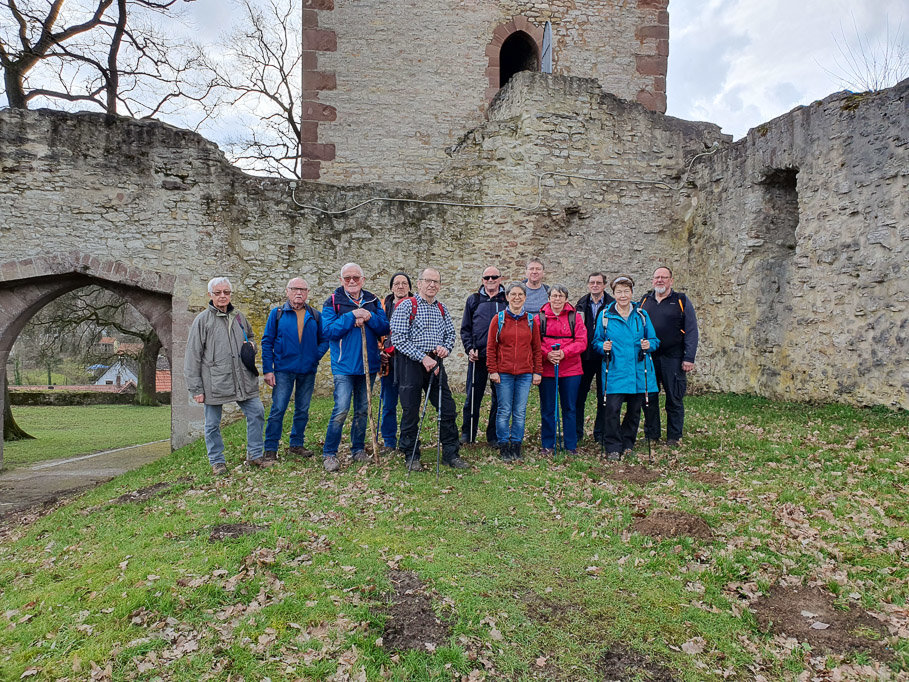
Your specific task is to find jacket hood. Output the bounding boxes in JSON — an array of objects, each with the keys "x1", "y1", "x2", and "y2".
[
  {"x1": 475, "y1": 284, "x2": 506, "y2": 298},
  {"x1": 332, "y1": 285, "x2": 379, "y2": 306}
]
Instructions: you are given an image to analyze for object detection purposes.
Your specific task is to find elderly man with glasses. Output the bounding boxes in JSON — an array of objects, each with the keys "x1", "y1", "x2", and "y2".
[
  {"x1": 459, "y1": 266, "x2": 507, "y2": 446},
  {"x1": 390, "y1": 268, "x2": 468, "y2": 471},
  {"x1": 184, "y1": 276, "x2": 271, "y2": 475},
  {"x1": 261, "y1": 277, "x2": 328, "y2": 462},
  {"x1": 320, "y1": 263, "x2": 389, "y2": 472}
]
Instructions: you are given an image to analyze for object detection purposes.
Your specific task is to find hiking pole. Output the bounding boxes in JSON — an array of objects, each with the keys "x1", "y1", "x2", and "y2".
[
  {"x1": 602, "y1": 346, "x2": 611, "y2": 458},
  {"x1": 466, "y1": 358, "x2": 474, "y2": 444},
  {"x1": 409, "y1": 367, "x2": 436, "y2": 476},
  {"x1": 361, "y1": 326, "x2": 380, "y2": 464},
  {"x1": 553, "y1": 343, "x2": 562, "y2": 457},
  {"x1": 641, "y1": 343, "x2": 652, "y2": 466},
  {"x1": 436, "y1": 358, "x2": 444, "y2": 481}
]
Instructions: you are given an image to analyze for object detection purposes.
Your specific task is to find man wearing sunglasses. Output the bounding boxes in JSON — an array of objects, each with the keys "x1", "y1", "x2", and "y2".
[
  {"x1": 459, "y1": 266, "x2": 507, "y2": 445},
  {"x1": 320, "y1": 263, "x2": 389, "y2": 472}
]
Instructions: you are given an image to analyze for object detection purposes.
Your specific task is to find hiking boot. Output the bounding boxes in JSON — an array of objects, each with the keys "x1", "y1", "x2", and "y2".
[
  {"x1": 405, "y1": 458, "x2": 423, "y2": 472},
  {"x1": 459, "y1": 433, "x2": 471, "y2": 445},
  {"x1": 512, "y1": 443, "x2": 523, "y2": 461},
  {"x1": 247, "y1": 456, "x2": 276, "y2": 469},
  {"x1": 666, "y1": 439, "x2": 681, "y2": 448},
  {"x1": 263, "y1": 450, "x2": 278, "y2": 462},
  {"x1": 211, "y1": 463, "x2": 229, "y2": 476},
  {"x1": 288, "y1": 445, "x2": 314, "y2": 458},
  {"x1": 350, "y1": 449, "x2": 370, "y2": 463},
  {"x1": 540, "y1": 448, "x2": 554, "y2": 457},
  {"x1": 499, "y1": 442, "x2": 512, "y2": 461},
  {"x1": 445, "y1": 456, "x2": 470, "y2": 469},
  {"x1": 323, "y1": 456, "x2": 340, "y2": 472}
]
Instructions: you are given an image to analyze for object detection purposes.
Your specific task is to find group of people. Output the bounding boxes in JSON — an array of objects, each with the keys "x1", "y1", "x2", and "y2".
[{"x1": 184, "y1": 259, "x2": 698, "y2": 475}]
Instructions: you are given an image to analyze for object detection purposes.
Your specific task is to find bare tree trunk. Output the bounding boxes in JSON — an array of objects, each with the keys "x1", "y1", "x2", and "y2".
[
  {"x1": 3, "y1": 384, "x2": 34, "y2": 441},
  {"x1": 135, "y1": 332, "x2": 162, "y2": 406},
  {"x1": 3, "y1": 67, "x2": 27, "y2": 109}
]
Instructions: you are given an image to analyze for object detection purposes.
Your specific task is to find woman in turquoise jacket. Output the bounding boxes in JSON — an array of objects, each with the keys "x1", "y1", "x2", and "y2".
[{"x1": 592, "y1": 275, "x2": 660, "y2": 460}]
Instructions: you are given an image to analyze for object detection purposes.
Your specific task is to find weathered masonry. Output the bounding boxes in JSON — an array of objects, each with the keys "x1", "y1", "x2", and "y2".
[{"x1": 0, "y1": 74, "x2": 906, "y2": 466}]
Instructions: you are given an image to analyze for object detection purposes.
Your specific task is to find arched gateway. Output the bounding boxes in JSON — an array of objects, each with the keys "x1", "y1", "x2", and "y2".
[{"x1": 0, "y1": 253, "x2": 183, "y2": 468}]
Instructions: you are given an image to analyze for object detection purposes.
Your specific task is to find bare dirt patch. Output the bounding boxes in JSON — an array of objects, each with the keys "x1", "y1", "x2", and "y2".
[
  {"x1": 606, "y1": 464, "x2": 661, "y2": 485},
  {"x1": 381, "y1": 570, "x2": 451, "y2": 652},
  {"x1": 524, "y1": 593, "x2": 577, "y2": 628},
  {"x1": 752, "y1": 585, "x2": 890, "y2": 659},
  {"x1": 208, "y1": 523, "x2": 266, "y2": 542},
  {"x1": 113, "y1": 482, "x2": 172, "y2": 504},
  {"x1": 598, "y1": 644, "x2": 676, "y2": 681},
  {"x1": 690, "y1": 471, "x2": 726, "y2": 485},
  {"x1": 630, "y1": 510, "x2": 713, "y2": 540}
]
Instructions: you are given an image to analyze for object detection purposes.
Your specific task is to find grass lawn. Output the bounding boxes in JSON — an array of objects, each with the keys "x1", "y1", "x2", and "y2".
[
  {"x1": 0, "y1": 393, "x2": 906, "y2": 681},
  {"x1": 2, "y1": 405, "x2": 171, "y2": 468}
]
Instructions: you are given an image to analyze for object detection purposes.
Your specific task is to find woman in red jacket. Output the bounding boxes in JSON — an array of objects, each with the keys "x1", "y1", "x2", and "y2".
[
  {"x1": 487, "y1": 283, "x2": 542, "y2": 461},
  {"x1": 539, "y1": 285, "x2": 588, "y2": 455}
]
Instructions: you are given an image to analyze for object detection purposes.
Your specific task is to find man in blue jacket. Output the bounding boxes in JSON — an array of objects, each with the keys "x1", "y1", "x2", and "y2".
[
  {"x1": 321, "y1": 263, "x2": 390, "y2": 472},
  {"x1": 261, "y1": 277, "x2": 328, "y2": 462}
]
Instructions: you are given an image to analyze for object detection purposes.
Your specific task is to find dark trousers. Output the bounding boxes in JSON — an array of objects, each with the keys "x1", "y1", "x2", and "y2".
[
  {"x1": 603, "y1": 393, "x2": 644, "y2": 453},
  {"x1": 643, "y1": 354, "x2": 687, "y2": 441},
  {"x1": 576, "y1": 356, "x2": 605, "y2": 443},
  {"x1": 461, "y1": 354, "x2": 498, "y2": 443},
  {"x1": 397, "y1": 356, "x2": 460, "y2": 462}
]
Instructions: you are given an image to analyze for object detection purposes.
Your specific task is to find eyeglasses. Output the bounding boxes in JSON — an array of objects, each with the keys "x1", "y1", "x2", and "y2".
[
  {"x1": 420, "y1": 278, "x2": 440, "y2": 285},
  {"x1": 211, "y1": 290, "x2": 232, "y2": 296},
  {"x1": 287, "y1": 287, "x2": 309, "y2": 293},
  {"x1": 342, "y1": 275, "x2": 362, "y2": 283},
  {"x1": 482, "y1": 275, "x2": 501, "y2": 281}
]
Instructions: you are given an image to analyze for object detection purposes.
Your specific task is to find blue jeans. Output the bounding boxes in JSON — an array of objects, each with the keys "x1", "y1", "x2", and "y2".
[
  {"x1": 495, "y1": 373, "x2": 533, "y2": 444},
  {"x1": 538, "y1": 374, "x2": 582, "y2": 450},
  {"x1": 264, "y1": 371, "x2": 316, "y2": 451},
  {"x1": 323, "y1": 373, "x2": 376, "y2": 457},
  {"x1": 203, "y1": 397, "x2": 265, "y2": 465},
  {"x1": 380, "y1": 374, "x2": 399, "y2": 448}
]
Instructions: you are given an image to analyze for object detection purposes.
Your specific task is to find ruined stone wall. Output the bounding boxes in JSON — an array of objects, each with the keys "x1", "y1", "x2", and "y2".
[
  {"x1": 313, "y1": 0, "x2": 668, "y2": 184},
  {"x1": 687, "y1": 81, "x2": 909, "y2": 408}
]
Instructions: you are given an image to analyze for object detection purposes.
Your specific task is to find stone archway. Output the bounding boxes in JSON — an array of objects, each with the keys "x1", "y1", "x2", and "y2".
[
  {"x1": 484, "y1": 16, "x2": 544, "y2": 102},
  {"x1": 0, "y1": 253, "x2": 182, "y2": 469}
]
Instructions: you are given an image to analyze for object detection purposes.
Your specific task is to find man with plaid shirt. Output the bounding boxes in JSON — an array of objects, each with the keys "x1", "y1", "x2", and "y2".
[{"x1": 390, "y1": 268, "x2": 468, "y2": 471}]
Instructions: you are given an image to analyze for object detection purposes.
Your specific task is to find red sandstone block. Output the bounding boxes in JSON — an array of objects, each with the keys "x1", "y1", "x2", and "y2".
[
  {"x1": 657, "y1": 39, "x2": 669, "y2": 57},
  {"x1": 513, "y1": 15, "x2": 530, "y2": 31},
  {"x1": 635, "y1": 25, "x2": 669, "y2": 41},
  {"x1": 637, "y1": 89, "x2": 667, "y2": 113},
  {"x1": 636, "y1": 54, "x2": 667, "y2": 76},
  {"x1": 300, "y1": 161, "x2": 321, "y2": 180},
  {"x1": 637, "y1": 0, "x2": 668, "y2": 9},
  {"x1": 486, "y1": 43, "x2": 500, "y2": 59},
  {"x1": 657, "y1": 10, "x2": 669, "y2": 25},
  {"x1": 303, "y1": 0, "x2": 333, "y2": 9},
  {"x1": 300, "y1": 121, "x2": 320, "y2": 142},
  {"x1": 485, "y1": 66, "x2": 500, "y2": 80},
  {"x1": 302, "y1": 9, "x2": 319, "y2": 27},
  {"x1": 300, "y1": 142, "x2": 335, "y2": 161},
  {"x1": 303, "y1": 70, "x2": 336, "y2": 91},
  {"x1": 301, "y1": 101, "x2": 337, "y2": 122},
  {"x1": 503, "y1": 20, "x2": 517, "y2": 35},
  {"x1": 0, "y1": 261, "x2": 20, "y2": 281},
  {"x1": 654, "y1": 75, "x2": 666, "y2": 92},
  {"x1": 302, "y1": 28, "x2": 336, "y2": 52},
  {"x1": 485, "y1": 87, "x2": 499, "y2": 101},
  {"x1": 302, "y1": 51, "x2": 318, "y2": 70}
]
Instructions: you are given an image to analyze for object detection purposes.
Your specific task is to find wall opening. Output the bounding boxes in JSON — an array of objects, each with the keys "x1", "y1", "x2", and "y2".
[
  {"x1": 758, "y1": 167, "x2": 799, "y2": 250},
  {"x1": 500, "y1": 31, "x2": 539, "y2": 88}
]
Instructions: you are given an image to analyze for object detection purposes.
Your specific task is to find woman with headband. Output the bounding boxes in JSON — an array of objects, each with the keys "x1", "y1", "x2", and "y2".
[{"x1": 593, "y1": 275, "x2": 660, "y2": 460}]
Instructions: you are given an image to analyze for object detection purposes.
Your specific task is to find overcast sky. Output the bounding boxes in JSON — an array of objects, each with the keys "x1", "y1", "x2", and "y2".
[{"x1": 181, "y1": 1, "x2": 907, "y2": 142}]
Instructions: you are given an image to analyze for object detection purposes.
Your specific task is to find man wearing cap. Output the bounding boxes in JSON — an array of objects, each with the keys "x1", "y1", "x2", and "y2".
[
  {"x1": 640, "y1": 266, "x2": 699, "y2": 447},
  {"x1": 390, "y1": 268, "x2": 468, "y2": 471},
  {"x1": 261, "y1": 277, "x2": 328, "y2": 461},
  {"x1": 184, "y1": 276, "x2": 271, "y2": 475},
  {"x1": 459, "y1": 265, "x2": 507, "y2": 445},
  {"x1": 379, "y1": 271, "x2": 413, "y2": 449}
]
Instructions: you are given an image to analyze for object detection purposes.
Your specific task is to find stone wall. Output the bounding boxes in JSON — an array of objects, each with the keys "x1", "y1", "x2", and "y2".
[
  {"x1": 1, "y1": 72, "x2": 905, "y2": 465},
  {"x1": 686, "y1": 82, "x2": 909, "y2": 408},
  {"x1": 312, "y1": 0, "x2": 668, "y2": 183}
]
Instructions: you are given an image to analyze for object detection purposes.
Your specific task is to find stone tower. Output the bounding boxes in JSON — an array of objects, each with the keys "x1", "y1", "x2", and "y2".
[{"x1": 299, "y1": 0, "x2": 670, "y2": 183}]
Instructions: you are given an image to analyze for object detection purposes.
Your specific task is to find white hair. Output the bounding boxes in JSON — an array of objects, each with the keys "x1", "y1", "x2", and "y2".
[
  {"x1": 340, "y1": 263, "x2": 363, "y2": 276},
  {"x1": 207, "y1": 277, "x2": 232, "y2": 294}
]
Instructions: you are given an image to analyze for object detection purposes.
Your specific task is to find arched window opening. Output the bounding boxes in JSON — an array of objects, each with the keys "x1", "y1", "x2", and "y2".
[{"x1": 499, "y1": 31, "x2": 539, "y2": 88}]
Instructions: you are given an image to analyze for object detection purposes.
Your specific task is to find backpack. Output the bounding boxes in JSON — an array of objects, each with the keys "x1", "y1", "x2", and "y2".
[
  {"x1": 495, "y1": 310, "x2": 535, "y2": 343},
  {"x1": 274, "y1": 304, "x2": 321, "y2": 328},
  {"x1": 640, "y1": 291, "x2": 688, "y2": 335},
  {"x1": 539, "y1": 310, "x2": 576, "y2": 340},
  {"x1": 405, "y1": 296, "x2": 445, "y2": 324}
]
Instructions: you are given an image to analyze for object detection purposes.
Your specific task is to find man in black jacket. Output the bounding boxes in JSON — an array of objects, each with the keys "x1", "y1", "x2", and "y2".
[
  {"x1": 459, "y1": 266, "x2": 507, "y2": 444},
  {"x1": 575, "y1": 272, "x2": 614, "y2": 445},
  {"x1": 640, "y1": 266, "x2": 699, "y2": 446}
]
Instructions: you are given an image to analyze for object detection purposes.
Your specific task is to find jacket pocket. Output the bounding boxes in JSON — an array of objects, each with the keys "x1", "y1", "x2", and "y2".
[{"x1": 208, "y1": 366, "x2": 235, "y2": 399}]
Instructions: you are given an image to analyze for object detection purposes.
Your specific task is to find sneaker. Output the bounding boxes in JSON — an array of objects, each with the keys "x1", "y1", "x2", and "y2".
[
  {"x1": 263, "y1": 450, "x2": 278, "y2": 462},
  {"x1": 405, "y1": 458, "x2": 423, "y2": 472},
  {"x1": 211, "y1": 463, "x2": 229, "y2": 476},
  {"x1": 247, "y1": 457, "x2": 276, "y2": 468},
  {"x1": 540, "y1": 448, "x2": 554, "y2": 457},
  {"x1": 350, "y1": 450, "x2": 370, "y2": 463},
  {"x1": 606, "y1": 451, "x2": 621, "y2": 462},
  {"x1": 323, "y1": 456, "x2": 340, "y2": 472},
  {"x1": 666, "y1": 439, "x2": 681, "y2": 448},
  {"x1": 288, "y1": 445, "x2": 314, "y2": 458},
  {"x1": 445, "y1": 456, "x2": 470, "y2": 469}
]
